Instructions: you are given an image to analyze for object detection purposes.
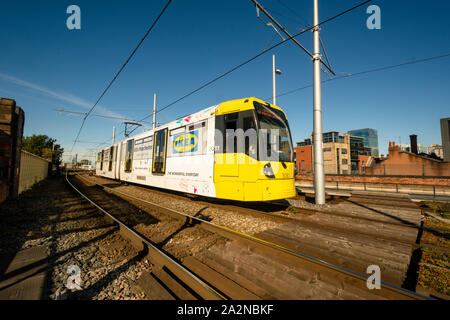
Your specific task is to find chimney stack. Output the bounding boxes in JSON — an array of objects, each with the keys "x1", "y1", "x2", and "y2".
[{"x1": 410, "y1": 134, "x2": 418, "y2": 154}]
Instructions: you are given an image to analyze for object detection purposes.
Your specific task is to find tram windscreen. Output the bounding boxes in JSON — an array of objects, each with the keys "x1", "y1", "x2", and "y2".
[{"x1": 253, "y1": 101, "x2": 293, "y2": 163}]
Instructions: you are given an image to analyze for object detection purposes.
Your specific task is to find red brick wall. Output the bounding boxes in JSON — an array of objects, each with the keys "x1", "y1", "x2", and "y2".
[
  {"x1": 0, "y1": 98, "x2": 25, "y2": 203},
  {"x1": 364, "y1": 144, "x2": 450, "y2": 177},
  {"x1": 358, "y1": 155, "x2": 371, "y2": 174},
  {"x1": 295, "y1": 145, "x2": 312, "y2": 174},
  {"x1": 296, "y1": 175, "x2": 450, "y2": 187}
]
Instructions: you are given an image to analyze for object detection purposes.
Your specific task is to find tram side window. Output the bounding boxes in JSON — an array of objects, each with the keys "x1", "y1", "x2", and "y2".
[
  {"x1": 124, "y1": 140, "x2": 134, "y2": 173},
  {"x1": 215, "y1": 110, "x2": 257, "y2": 157},
  {"x1": 108, "y1": 146, "x2": 114, "y2": 171},
  {"x1": 243, "y1": 115, "x2": 257, "y2": 158},
  {"x1": 134, "y1": 139, "x2": 143, "y2": 160},
  {"x1": 100, "y1": 150, "x2": 104, "y2": 170},
  {"x1": 153, "y1": 129, "x2": 168, "y2": 174},
  {"x1": 224, "y1": 112, "x2": 238, "y2": 153}
]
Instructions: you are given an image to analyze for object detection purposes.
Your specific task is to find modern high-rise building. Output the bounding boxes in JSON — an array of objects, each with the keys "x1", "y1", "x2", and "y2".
[{"x1": 347, "y1": 128, "x2": 379, "y2": 156}]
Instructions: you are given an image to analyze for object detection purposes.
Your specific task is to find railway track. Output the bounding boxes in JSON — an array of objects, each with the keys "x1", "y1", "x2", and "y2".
[
  {"x1": 66, "y1": 171, "x2": 429, "y2": 300},
  {"x1": 66, "y1": 171, "x2": 226, "y2": 300},
  {"x1": 85, "y1": 174, "x2": 450, "y2": 255},
  {"x1": 80, "y1": 173, "x2": 444, "y2": 287},
  {"x1": 87, "y1": 172, "x2": 448, "y2": 235}
]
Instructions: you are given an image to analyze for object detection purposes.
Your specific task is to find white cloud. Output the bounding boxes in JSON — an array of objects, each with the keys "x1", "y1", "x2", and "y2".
[{"x1": 0, "y1": 72, "x2": 127, "y2": 120}]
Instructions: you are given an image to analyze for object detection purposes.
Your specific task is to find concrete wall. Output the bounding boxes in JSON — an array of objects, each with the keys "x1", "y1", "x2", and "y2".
[
  {"x1": 323, "y1": 141, "x2": 351, "y2": 175},
  {"x1": 18, "y1": 150, "x2": 49, "y2": 194}
]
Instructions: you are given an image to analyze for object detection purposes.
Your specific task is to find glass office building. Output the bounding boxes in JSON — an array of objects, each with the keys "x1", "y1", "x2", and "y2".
[{"x1": 347, "y1": 128, "x2": 379, "y2": 156}]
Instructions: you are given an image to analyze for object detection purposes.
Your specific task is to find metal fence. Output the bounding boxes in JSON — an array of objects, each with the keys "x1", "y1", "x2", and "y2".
[
  {"x1": 18, "y1": 150, "x2": 50, "y2": 194},
  {"x1": 362, "y1": 164, "x2": 450, "y2": 177},
  {"x1": 296, "y1": 180, "x2": 450, "y2": 197},
  {"x1": 298, "y1": 163, "x2": 450, "y2": 177}
]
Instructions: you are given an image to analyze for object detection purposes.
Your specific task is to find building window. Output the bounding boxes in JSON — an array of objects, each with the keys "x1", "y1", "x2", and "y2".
[
  {"x1": 341, "y1": 148, "x2": 347, "y2": 154},
  {"x1": 342, "y1": 159, "x2": 348, "y2": 165},
  {"x1": 342, "y1": 170, "x2": 348, "y2": 175},
  {"x1": 323, "y1": 148, "x2": 331, "y2": 152}
]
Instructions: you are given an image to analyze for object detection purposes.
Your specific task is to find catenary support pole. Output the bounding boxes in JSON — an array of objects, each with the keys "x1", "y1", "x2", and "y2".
[
  {"x1": 273, "y1": 55, "x2": 276, "y2": 105},
  {"x1": 153, "y1": 93, "x2": 157, "y2": 130},
  {"x1": 312, "y1": 0, "x2": 325, "y2": 205},
  {"x1": 112, "y1": 126, "x2": 115, "y2": 145}
]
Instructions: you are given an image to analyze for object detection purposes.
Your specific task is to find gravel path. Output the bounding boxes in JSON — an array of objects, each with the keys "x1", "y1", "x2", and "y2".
[
  {"x1": 0, "y1": 176, "x2": 152, "y2": 300},
  {"x1": 86, "y1": 174, "x2": 281, "y2": 236}
]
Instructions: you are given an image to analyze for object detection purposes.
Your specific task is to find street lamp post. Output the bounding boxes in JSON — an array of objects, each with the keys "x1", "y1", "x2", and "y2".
[{"x1": 272, "y1": 54, "x2": 282, "y2": 105}]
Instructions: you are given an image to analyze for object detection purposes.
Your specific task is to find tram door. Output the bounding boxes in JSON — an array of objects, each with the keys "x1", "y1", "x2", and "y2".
[{"x1": 152, "y1": 128, "x2": 168, "y2": 174}]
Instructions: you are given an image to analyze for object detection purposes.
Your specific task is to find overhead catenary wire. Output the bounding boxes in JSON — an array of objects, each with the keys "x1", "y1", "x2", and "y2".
[
  {"x1": 96, "y1": 0, "x2": 373, "y2": 143},
  {"x1": 252, "y1": 0, "x2": 335, "y2": 75},
  {"x1": 271, "y1": 52, "x2": 450, "y2": 99},
  {"x1": 263, "y1": 6, "x2": 309, "y2": 28},
  {"x1": 70, "y1": 0, "x2": 173, "y2": 153},
  {"x1": 276, "y1": 0, "x2": 310, "y2": 27},
  {"x1": 54, "y1": 108, "x2": 153, "y2": 124},
  {"x1": 135, "y1": 0, "x2": 372, "y2": 124}
]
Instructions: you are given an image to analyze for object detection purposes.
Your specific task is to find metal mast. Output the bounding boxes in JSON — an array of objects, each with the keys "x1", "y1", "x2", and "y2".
[
  {"x1": 112, "y1": 126, "x2": 115, "y2": 145},
  {"x1": 273, "y1": 55, "x2": 276, "y2": 105},
  {"x1": 312, "y1": 0, "x2": 325, "y2": 205},
  {"x1": 153, "y1": 93, "x2": 157, "y2": 130}
]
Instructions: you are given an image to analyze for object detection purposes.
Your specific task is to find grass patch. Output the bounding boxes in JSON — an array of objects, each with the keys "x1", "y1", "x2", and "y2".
[
  {"x1": 417, "y1": 248, "x2": 450, "y2": 296},
  {"x1": 424, "y1": 219, "x2": 450, "y2": 232},
  {"x1": 424, "y1": 201, "x2": 450, "y2": 219},
  {"x1": 421, "y1": 231, "x2": 450, "y2": 249},
  {"x1": 286, "y1": 206, "x2": 299, "y2": 214}
]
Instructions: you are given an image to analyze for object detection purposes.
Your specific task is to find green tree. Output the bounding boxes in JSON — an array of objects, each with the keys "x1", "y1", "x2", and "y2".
[{"x1": 22, "y1": 134, "x2": 64, "y2": 166}]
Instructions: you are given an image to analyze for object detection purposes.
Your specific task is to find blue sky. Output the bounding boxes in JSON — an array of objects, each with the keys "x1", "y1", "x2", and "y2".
[{"x1": 0, "y1": 0, "x2": 449, "y2": 161}]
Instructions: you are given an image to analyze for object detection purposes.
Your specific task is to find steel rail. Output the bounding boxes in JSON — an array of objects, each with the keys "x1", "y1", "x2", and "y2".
[
  {"x1": 65, "y1": 170, "x2": 226, "y2": 300},
  {"x1": 83, "y1": 173, "x2": 449, "y2": 239},
  {"x1": 76, "y1": 173, "x2": 430, "y2": 300}
]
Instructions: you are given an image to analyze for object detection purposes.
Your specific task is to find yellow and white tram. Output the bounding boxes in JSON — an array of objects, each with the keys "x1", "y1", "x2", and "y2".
[{"x1": 96, "y1": 97, "x2": 296, "y2": 201}]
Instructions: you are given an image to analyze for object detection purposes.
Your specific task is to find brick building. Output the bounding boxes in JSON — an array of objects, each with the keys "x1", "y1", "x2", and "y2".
[
  {"x1": 296, "y1": 131, "x2": 352, "y2": 175},
  {"x1": 441, "y1": 118, "x2": 450, "y2": 161},
  {"x1": 0, "y1": 98, "x2": 25, "y2": 202},
  {"x1": 295, "y1": 145, "x2": 313, "y2": 174},
  {"x1": 364, "y1": 141, "x2": 450, "y2": 176},
  {"x1": 358, "y1": 155, "x2": 372, "y2": 174}
]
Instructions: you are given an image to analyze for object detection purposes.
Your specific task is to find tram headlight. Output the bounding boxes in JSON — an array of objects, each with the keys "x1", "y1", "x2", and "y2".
[{"x1": 263, "y1": 163, "x2": 275, "y2": 178}]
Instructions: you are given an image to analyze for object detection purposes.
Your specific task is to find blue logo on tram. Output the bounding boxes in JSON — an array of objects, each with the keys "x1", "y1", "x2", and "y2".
[{"x1": 173, "y1": 130, "x2": 198, "y2": 153}]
